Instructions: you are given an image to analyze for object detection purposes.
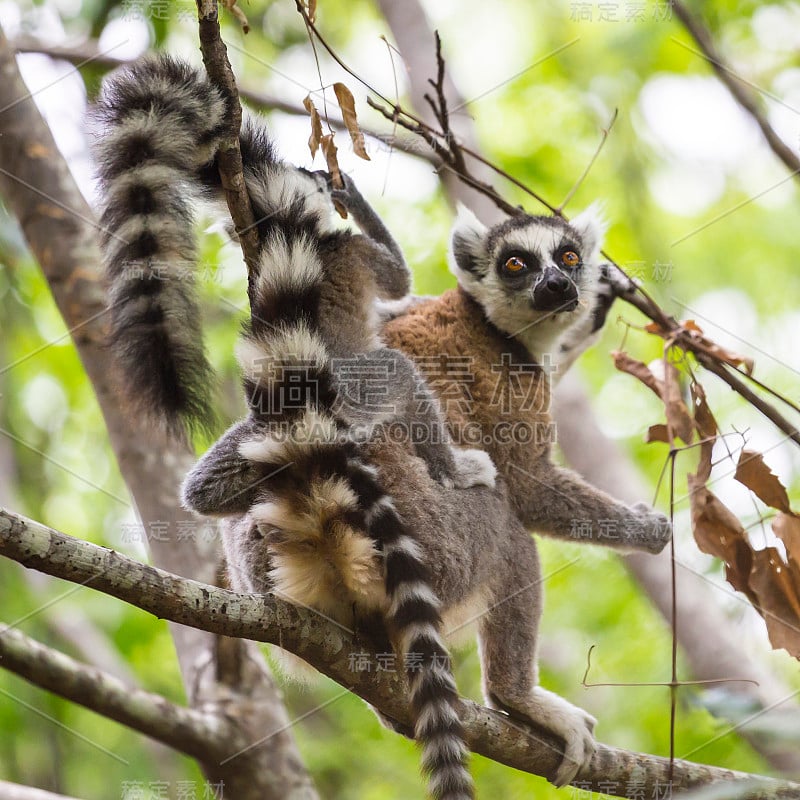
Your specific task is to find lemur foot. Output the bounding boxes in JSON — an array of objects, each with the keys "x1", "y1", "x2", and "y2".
[
  {"x1": 451, "y1": 448, "x2": 497, "y2": 489},
  {"x1": 492, "y1": 687, "x2": 596, "y2": 788},
  {"x1": 630, "y1": 502, "x2": 672, "y2": 554}
]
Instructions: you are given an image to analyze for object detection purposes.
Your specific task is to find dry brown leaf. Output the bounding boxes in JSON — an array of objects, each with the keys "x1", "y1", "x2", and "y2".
[
  {"x1": 612, "y1": 351, "x2": 662, "y2": 397},
  {"x1": 333, "y1": 82, "x2": 370, "y2": 161},
  {"x1": 749, "y1": 547, "x2": 800, "y2": 659},
  {"x1": 644, "y1": 321, "x2": 664, "y2": 335},
  {"x1": 646, "y1": 424, "x2": 669, "y2": 444},
  {"x1": 612, "y1": 351, "x2": 693, "y2": 444},
  {"x1": 683, "y1": 319, "x2": 704, "y2": 334},
  {"x1": 662, "y1": 359, "x2": 694, "y2": 445},
  {"x1": 690, "y1": 382, "x2": 717, "y2": 440},
  {"x1": 303, "y1": 95, "x2": 323, "y2": 159},
  {"x1": 773, "y1": 513, "x2": 800, "y2": 571},
  {"x1": 688, "y1": 477, "x2": 756, "y2": 604},
  {"x1": 734, "y1": 450, "x2": 791, "y2": 513},
  {"x1": 690, "y1": 448, "x2": 800, "y2": 660},
  {"x1": 321, "y1": 134, "x2": 346, "y2": 218},
  {"x1": 690, "y1": 381, "x2": 717, "y2": 483}
]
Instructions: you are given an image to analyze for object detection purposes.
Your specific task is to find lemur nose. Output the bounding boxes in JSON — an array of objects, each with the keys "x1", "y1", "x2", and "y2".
[{"x1": 544, "y1": 272, "x2": 570, "y2": 293}]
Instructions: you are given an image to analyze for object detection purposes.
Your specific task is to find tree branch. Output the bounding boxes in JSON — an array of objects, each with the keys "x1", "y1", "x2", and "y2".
[
  {"x1": 2, "y1": 509, "x2": 798, "y2": 799},
  {"x1": 0, "y1": 625, "x2": 229, "y2": 761},
  {"x1": 671, "y1": 1, "x2": 800, "y2": 179},
  {"x1": 195, "y1": 0, "x2": 260, "y2": 300}
]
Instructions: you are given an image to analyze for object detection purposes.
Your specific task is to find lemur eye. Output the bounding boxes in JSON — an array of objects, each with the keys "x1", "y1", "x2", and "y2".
[
  {"x1": 504, "y1": 256, "x2": 527, "y2": 273},
  {"x1": 560, "y1": 250, "x2": 580, "y2": 268}
]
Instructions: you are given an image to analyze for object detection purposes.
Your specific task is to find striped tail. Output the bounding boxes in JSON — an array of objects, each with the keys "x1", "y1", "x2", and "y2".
[
  {"x1": 233, "y1": 172, "x2": 473, "y2": 798},
  {"x1": 356, "y1": 475, "x2": 475, "y2": 800},
  {"x1": 93, "y1": 55, "x2": 229, "y2": 436}
]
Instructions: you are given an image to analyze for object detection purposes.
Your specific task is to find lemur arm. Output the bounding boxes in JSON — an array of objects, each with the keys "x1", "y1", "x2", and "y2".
[
  {"x1": 517, "y1": 461, "x2": 671, "y2": 554},
  {"x1": 331, "y1": 174, "x2": 411, "y2": 299},
  {"x1": 181, "y1": 418, "x2": 264, "y2": 516},
  {"x1": 332, "y1": 173, "x2": 405, "y2": 263}
]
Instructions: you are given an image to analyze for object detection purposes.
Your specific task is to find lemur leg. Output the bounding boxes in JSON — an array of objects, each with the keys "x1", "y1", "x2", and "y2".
[
  {"x1": 518, "y1": 462, "x2": 671, "y2": 553},
  {"x1": 479, "y1": 545, "x2": 596, "y2": 787}
]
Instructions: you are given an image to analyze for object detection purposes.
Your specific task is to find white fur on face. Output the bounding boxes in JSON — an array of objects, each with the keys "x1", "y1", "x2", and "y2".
[{"x1": 449, "y1": 206, "x2": 606, "y2": 360}]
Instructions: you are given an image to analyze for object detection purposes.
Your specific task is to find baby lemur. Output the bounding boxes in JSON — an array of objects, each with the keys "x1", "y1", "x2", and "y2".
[{"x1": 94, "y1": 55, "x2": 670, "y2": 798}]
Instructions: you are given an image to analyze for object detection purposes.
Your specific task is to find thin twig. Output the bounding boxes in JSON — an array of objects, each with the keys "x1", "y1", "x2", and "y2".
[
  {"x1": 366, "y1": 96, "x2": 521, "y2": 216},
  {"x1": 557, "y1": 108, "x2": 618, "y2": 212}
]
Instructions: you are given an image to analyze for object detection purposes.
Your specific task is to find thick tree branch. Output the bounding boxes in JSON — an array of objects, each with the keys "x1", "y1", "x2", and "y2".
[
  {"x1": 0, "y1": 625, "x2": 228, "y2": 760},
  {"x1": 671, "y1": 1, "x2": 800, "y2": 178},
  {"x1": 2, "y1": 509, "x2": 798, "y2": 799}
]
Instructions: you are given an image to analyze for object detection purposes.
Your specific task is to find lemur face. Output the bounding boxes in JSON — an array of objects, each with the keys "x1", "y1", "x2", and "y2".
[{"x1": 449, "y1": 204, "x2": 607, "y2": 358}]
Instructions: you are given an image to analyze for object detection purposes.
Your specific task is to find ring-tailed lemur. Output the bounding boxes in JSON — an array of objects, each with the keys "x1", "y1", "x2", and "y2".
[
  {"x1": 380, "y1": 205, "x2": 669, "y2": 553},
  {"x1": 93, "y1": 55, "x2": 671, "y2": 795}
]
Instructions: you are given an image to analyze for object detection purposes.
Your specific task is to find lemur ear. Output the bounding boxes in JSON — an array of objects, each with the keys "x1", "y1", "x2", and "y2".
[
  {"x1": 449, "y1": 204, "x2": 488, "y2": 276},
  {"x1": 569, "y1": 202, "x2": 608, "y2": 261}
]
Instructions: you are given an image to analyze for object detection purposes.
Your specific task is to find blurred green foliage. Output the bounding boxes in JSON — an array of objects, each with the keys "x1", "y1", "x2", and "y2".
[{"x1": 1, "y1": 0, "x2": 799, "y2": 797}]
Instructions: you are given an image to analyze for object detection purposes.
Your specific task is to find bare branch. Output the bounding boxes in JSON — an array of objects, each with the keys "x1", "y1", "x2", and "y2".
[
  {"x1": 2, "y1": 509, "x2": 798, "y2": 799},
  {"x1": 671, "y1": 1, "x2": 800, "y2": 178},
  {"x1": 0, "y1": 625, "x2": 229, "y2": 759},
  {"x1": 195, "y1": 0, "x2": 260, "y2": 300}
]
